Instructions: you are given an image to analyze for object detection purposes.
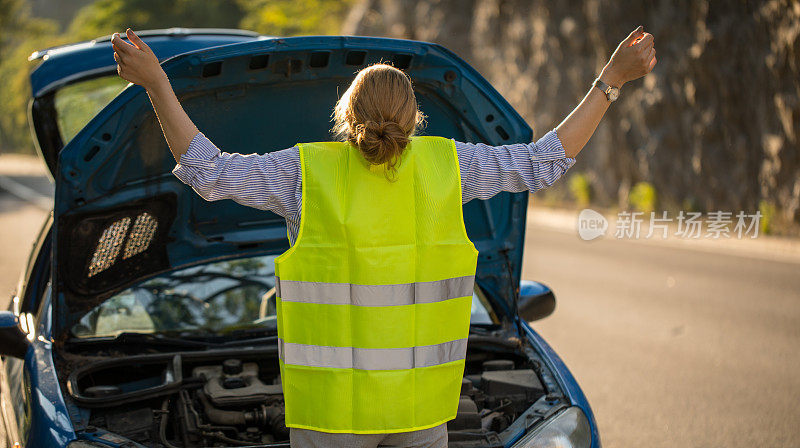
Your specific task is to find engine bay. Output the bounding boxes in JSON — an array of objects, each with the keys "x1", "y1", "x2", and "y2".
[{"x1": 62, "y1": 332, "x2": 564, "y2": 447}]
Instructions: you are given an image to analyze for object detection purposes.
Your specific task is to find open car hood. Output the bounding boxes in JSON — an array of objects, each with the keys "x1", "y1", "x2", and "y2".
[
  {"x1": 50, "y1": 35, "x2": 533, "y2": 337},
  {"x1": 28, "y1": 28, "x2": 264, "y2": 178}
]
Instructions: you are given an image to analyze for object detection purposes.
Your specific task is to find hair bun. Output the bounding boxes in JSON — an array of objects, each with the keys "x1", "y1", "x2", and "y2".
[
  {"x1": 331, "y1": 63, "x2": 426, "y2": 177},
  {"x1": 354, "y1": 120, "x2": 410, "y2": 168}
]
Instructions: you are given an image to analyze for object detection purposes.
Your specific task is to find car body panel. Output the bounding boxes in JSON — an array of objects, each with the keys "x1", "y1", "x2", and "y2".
[
  {"x1": 48, "y1": 35, "x2": 532, "y2": 336},
  {"x1": 3, "y1": 291, "x2": 76, "y2": 447}
]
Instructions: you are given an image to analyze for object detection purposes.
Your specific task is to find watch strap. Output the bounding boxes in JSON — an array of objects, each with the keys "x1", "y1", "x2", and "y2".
[{"x1": 593, "y1": 78, "x2": 619, "y2": 101}]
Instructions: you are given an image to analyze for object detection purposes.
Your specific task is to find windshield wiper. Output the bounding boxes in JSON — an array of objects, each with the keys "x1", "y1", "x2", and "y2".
[
  {"x1": 182, "y1": 326, "x2": 279, "y2": 346},
  {"x1": 219, "y1": 335, "x2": 279, "y2": 347},
  {"x1": 67, "y1": 332, "x2": 218, "y2": 349},
  {"x1": 68, "y1": 324, "x2": 281, "y2": 350}
]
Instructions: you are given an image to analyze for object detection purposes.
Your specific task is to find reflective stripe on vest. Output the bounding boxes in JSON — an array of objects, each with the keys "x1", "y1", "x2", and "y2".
[
  {"x1": 274, "y1": 136, "x2": 479, "y2": 434},
  {"x1": 278, "y1": 338, "x2": 468, "y2": 370},
  {"x1": 275, "y1": 275, "x2": 475, "y2": 306}
]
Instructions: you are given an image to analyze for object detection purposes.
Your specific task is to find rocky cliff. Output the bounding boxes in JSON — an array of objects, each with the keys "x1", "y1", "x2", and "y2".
[{"x1": 344, "y1": 0, "x2": 800, "y2": 232}]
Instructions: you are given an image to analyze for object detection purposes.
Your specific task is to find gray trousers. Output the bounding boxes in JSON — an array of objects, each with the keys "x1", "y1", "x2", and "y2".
[{"x1": 289, "y1": 423, "x2": 448, "y2": 448}]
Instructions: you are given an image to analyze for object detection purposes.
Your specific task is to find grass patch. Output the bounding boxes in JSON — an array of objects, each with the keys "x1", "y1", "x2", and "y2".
[
  {"x1": 568, "y1": 172, "x2": 592, "y2": 207},
  {"x1": 629, "y1": 182, "x2": 657, "y2": 213},
  {"x1": 758, "y1": 200, "x2": 776, "y2": 235}
]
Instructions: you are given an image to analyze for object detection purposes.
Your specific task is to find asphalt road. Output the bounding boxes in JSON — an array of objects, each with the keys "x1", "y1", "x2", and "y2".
[
  {"x1": 523, "y1": 221, "x2": 800, "y2": 447},
  {"x1": 0, "y1": 175, "x2": 52, "y2": 306},
  {"x1": 0, "y1": 170, "x2": 798, "y2": 447}
]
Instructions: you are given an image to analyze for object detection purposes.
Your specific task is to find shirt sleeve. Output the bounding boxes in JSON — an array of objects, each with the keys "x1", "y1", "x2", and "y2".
[
  {"x1": 456, "y1": 128, "x2": 576, "y2": 204},
  {"x1": 171, "y1": 131, "x2": 302, "y2": 219}
]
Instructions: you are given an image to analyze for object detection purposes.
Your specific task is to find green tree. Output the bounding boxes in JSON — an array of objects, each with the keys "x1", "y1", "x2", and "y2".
[
  {"x1": 0, "y1": 0, "x2": 60, "y2": 153},
  {"x1": 67, "y1": 0, "x2": 246, "y2": 40},
  {"x1": 238, "y1": 0, "x2": 354, "y2": 36},
  {"x1": 0, "y1": 0, "x2": 54, "y2": 60}
]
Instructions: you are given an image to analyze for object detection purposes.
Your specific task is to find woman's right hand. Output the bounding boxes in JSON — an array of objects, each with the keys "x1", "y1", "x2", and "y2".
[
  {"x1": 111, "y1": 28, "x2": 167, "y2": 90},
  {"x1": 599, "y1": 26, "x2": 657, "y2": 87}
]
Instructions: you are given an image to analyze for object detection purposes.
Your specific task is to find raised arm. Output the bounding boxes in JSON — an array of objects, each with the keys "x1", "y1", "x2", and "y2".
[
  {"x1": 111, "y1": 29, "x2": 300, "y2": 217},
  {"x1": 457, "y1": 26, "x2": 656, "y2": 200},
  {"x1": 556, "y1": 26, "x2": 657, "y2": 157},
  {"x1": 112, "y1": 28, "x2": 196, "y2": 162}
]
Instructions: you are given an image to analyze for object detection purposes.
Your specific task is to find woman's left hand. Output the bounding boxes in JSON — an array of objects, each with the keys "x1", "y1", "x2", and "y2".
[{"x1": 112, "y1": 28, "x2": 166, "y2": 89}]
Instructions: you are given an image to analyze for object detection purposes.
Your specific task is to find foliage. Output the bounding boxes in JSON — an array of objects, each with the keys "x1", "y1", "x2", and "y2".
[
  {"x1": 0, "y1": 0, "x2": 61, "y2": 153},
  {"x1": 567, "y1": 172, "x2": 592, "y2": 207},
  {"x1": 0, "y1": 0, "x2": 57, "y2": 59},
  {"x1": 66, "y1": 0, "x2": 245, "y2": 41},
  {"x1": 758, "y1": 200, "x2": 776, "y2": 235},
  {"x1": 237, "y1": 0, "x2": 355, "y2": 36},
  {"x1": 628, "y1": 181, "x2": 657, "y2": 213}
]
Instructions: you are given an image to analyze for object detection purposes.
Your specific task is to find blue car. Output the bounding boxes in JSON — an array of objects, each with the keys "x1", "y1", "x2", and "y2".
[{"x1": 0, "y1": 29, "x2": 599, "y2": 448}]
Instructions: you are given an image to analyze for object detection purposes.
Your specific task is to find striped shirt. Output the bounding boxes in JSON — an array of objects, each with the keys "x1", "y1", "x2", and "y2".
[{"x1": 172, "y1": 129, "x2": 575, "y2": 246}]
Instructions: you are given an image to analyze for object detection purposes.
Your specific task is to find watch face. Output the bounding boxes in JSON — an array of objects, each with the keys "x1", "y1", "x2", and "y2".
[{"x1": 608, "y1": 88, "x2": 619, "y2": 101}]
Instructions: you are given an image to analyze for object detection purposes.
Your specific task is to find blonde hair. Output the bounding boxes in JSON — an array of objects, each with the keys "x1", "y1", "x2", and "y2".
[{"x1": 332, "y1": 63, "x2": 425, "y2": 175}]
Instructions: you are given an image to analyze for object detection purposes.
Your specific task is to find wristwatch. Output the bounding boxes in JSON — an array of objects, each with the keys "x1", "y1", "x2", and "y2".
[{"x1": 594, "y1": 78, "x2": 620, "y2": 102}]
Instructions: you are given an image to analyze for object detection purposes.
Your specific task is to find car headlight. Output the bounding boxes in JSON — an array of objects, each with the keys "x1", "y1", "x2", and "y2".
[{"x1": 513, "y1": 406, "x2": 591, "y2": 448}]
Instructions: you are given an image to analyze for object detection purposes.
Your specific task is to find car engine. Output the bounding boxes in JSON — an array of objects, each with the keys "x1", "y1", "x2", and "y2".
[{"x1": 63, "y1": 334, "x2": 557, "y2": 447}]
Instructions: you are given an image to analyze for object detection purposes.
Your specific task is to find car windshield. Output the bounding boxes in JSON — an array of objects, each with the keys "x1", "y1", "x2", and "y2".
[
  {"x1": 54, "y1": 75, "x2": 129, "y2": 145},
  {"x1": 71, "y1": 254, "x2": 496, "y2": 338}
]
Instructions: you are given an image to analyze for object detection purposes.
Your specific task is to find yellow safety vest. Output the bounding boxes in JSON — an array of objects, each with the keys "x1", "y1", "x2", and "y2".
[{"x1": 274, "y1": 135, "x2": 479, "y2": 433}]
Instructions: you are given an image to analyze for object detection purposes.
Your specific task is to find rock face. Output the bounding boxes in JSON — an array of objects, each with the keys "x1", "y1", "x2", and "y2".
[{"x1": 345, "y1": 0, "x2": 800, "y2": 231}]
